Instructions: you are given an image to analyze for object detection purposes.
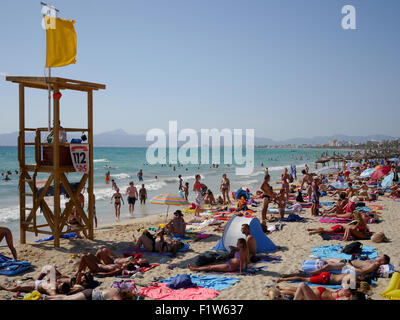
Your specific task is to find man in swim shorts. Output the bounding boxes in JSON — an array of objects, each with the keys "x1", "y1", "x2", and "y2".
[{"x1": 126, "y1": 181, "x2": 138, "y2": 216}]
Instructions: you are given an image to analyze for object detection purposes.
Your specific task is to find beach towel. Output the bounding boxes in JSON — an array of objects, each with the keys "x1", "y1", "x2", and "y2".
[
  {"x1": 138, "y1": 283, "x2": 220, "y2": 300},
  {"x1": 169, "y1": 231, "x2": 211, "y2": 243},
  {"x1": 34, "y1": 232, "x2": 78, "y2": 243},
  {"x1": 320, "y1": 232, "x2": 373, "y2": 241},
  {"x1": 257, "y1": 255, "x2": 282, "y2": 263},
  {"x1": 0, "y1": 254, "x2": 32, "y2": 276},
  {"x1": 310, "y1": 245, "x2": 378, "y2": 260},
  {"x1": 300, "y1": 260, "x2": 355, "y2": 275},
  {"x1": 280, "y1": 213, "x2": 306, "y2": 223},
  {"x1": 320, "y1": 201, "x2": 336, "y2": 206},
  {"x1": 123, "y1": 243, "x2": 190, "y2": 257},
  {"x1": 202, "y1": 265, "x2": 268, "y2": 276},
  {"x1": 160, "y1": 274, "x2": 241, "y2": 291}
]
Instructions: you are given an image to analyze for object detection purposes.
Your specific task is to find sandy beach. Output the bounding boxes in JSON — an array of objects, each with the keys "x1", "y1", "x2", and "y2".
[{"x1": 1, "y1": 179, "x2": 399, "y2": 301}]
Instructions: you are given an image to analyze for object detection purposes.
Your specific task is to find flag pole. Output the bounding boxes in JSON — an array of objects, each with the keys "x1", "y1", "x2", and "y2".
[{"x1": 48, "y1": 67, "x2": 51, "y2": 131}]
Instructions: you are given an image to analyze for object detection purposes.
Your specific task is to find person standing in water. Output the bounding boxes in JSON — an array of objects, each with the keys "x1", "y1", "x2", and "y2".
[
  {"x1": 111, "y1": 188, "x2": 124, "y2": 222},
  {"x1": 137, "y1": 170, "x2": 143, "y2": 182},
  {"x1": 139, "y1": 184, "x2": 147, "y2": 205},
  {"x1": 105, "y1": 171, "x2": 110, "y2": 185},
  {"x1": 220, "y1": 174, "x2": 231, "y2": 204},
  {"x1": 178, "y1": 175, "x2": 183, "y2": 191},
  {"x1": 126, "y1": 182, "x2": 138, "y2": 216},
  {"x1": 0, "y1": 227, "x2": 17, "y2": 260}
]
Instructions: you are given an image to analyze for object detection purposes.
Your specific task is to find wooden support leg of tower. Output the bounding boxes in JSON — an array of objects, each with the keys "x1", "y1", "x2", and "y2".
[
  {"x1": 88, "y1": 90, "x2": 94, "y2": 239},
  {"x1": 19, "y1": 84, "x2": 26, "y2": 244},
  {"x1": 53, "y1": 86, "x2": 61, "y2": 247}
]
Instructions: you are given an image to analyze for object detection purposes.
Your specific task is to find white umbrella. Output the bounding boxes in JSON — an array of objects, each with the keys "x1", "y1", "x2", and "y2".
[{"x1": 360, "y1": 168, "x2": 375, "y2": 178}]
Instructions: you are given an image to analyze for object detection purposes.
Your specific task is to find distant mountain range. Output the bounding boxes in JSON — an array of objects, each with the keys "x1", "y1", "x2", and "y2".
[{"x1": 0, "y1": 129, "x2": 397, "y2": 147}]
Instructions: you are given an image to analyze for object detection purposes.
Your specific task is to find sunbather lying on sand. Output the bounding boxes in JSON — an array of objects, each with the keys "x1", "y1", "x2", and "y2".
[
  {"x1": 0, "y1": 272, "x2": 71, "y2": 296},
  {"x1": 44, "y1": 288, "x2": 135, "y2": 300},
  {"x1": 187, "y1": 238, "x2": 249, "y2": 273},
  {"x1": 95, "y1": 247, "x2": 149, "y2": 267},
  {"x1": 307, "y1": 225, "x2": 346, "y2": 235},
  {"x1": 277, "y1": 271, "x2": 374, "y2": 285},
  {"x1": 276, "y1": 283, "x2": 366, "y2": 300},
  {"x1": 132, "y1": 228, "x2": 185, "y2": 254},
  {"x1": 304, "y1": 255, "x2": 390, "y2": 276},
  {"x1": 322, "y1": 192, "x2": 347, "y2": 215},
  {"x1": 75, "y1": 253, "x2": 138, "y2": 278}
]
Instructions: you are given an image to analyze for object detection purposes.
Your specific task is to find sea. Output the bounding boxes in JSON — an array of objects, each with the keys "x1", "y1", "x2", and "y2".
[{"x1": 0, "y1": 146, "x2": 348, "y2": 240}]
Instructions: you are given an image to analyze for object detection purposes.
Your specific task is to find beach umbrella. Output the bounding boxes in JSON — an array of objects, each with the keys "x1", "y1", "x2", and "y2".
[
  {"x1": 360, "y1": 168, "x2": 375, "y2": 178},
  {"x1": 316, "y1": 167, "x2": 339, "y2": 175},
  {"x1": 381, "y1": 172, "x2": 394, "y2": 188},
  {"x1": 150, "y1": 194, "x2": 190, "y2": 222},
  {"x1": 389, "y1": 158, "x2": 400, "y2": 163},
  {"x1": 371, "y1": 166, "x2": 391, "y2": 180},
  {"x1": 330, "y1": 181, "x2": 348, "y2": 189},
  {"x1": 350, "y1": 162, "x2": 362, "y2": 168}
]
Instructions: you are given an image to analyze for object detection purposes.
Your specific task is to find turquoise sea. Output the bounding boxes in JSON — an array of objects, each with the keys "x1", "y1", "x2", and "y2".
[{"x1": 0, "y1": 146, "x2": 347, "y2": 240}]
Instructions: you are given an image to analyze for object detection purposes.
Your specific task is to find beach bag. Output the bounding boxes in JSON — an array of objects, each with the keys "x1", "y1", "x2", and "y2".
[
  {"x1": 167, "y1": 274, "x2": 197, "y2": 290},
  {"x1": 378, "y1": 264, "x2": 395, "y2": 278},
  {"x1": 111, "y1": 280, "x2": 137, "y2": 293},
  {"x1": 343, "y1": 241, "x2": 363, "y2": 255}
]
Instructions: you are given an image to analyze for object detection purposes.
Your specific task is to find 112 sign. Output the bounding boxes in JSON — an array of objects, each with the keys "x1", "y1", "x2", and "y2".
[{"x1": 70, "y1": 144, "x2": 89, "y2": 174}]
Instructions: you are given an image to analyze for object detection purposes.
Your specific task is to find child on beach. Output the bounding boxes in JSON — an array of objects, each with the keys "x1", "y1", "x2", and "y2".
[
  {"x1": 184, "y1": 182, "x2": 189, "y2": 201},
  {"x1": 274, "y1": 188, "x2": 287, "y2": 219},
  {"x1": 0, "y1": 227, "x2": 17, "y2": 259}
]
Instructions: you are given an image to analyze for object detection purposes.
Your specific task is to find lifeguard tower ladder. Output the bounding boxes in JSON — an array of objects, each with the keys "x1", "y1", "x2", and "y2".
[{"x1": 5, "y1": 76, "x2": 106, "y2": 247}]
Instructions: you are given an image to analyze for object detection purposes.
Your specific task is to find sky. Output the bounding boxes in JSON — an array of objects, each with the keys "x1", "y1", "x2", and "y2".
[{"x1": 0, "y1": 0, "x2": 399, "y2": 140}]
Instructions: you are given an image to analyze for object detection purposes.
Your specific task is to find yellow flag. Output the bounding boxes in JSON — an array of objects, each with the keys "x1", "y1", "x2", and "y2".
[{"x1": 45, "y1": 15, "x2": 77, "y2": 68}]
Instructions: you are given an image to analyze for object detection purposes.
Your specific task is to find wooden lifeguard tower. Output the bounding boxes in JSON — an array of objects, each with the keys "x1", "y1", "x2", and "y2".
[{"x1": 5, "y1": 76, "x2": 106, "y2": 247}]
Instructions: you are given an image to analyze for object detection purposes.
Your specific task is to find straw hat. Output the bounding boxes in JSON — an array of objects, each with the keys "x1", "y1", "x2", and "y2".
[
  {"x1": 350, "y1": 196, "x2": 359, "y2": 203},
  {"x1": 266, "y1": 288, "x2": 281, "y2": 300},
  {"x1": 371, "y1": 232, "x2": 389, "y2": 243}
]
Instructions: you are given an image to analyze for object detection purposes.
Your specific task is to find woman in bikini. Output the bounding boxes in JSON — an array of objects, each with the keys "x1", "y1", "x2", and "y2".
[
  {"x1": 272, "y1": 188, "x2": 287, "y2": 220},
  {"x1": 260, "y1": 174, "x2": 275, "y2": 224},
  {"x1": 341, "y1": 210, "x2": 369, "y2": 241},
  {"x1": 132, "y1": 229, "x2": 184, "y2": 254},
  {"x1": 44, "y1": 287, "x2": 136, "y2": 300},
  {"x1": 110, "y1": 187, "x2": 124, "y2": 221},
  {"x1": 277, "y1": 271, "x2": 372, "y2": 285},
  {"x1": 193, "y1": 174, "x2": 204, "y2": 221},
  {"x1": 166, "y1": 210, "x2": 186, "y2": 236},
  {"x1": 187, "y1": 238, "x2": 249, "y2": 273},
  {"x1": 220, "y1": 174, "x2": 231, "y2": 204},
  {"x1": 276, "y1": 283, "x2": 365, "y2": 300},
  {"x1": 281, "y1": 168, "x2": 291, "y2": 200}
]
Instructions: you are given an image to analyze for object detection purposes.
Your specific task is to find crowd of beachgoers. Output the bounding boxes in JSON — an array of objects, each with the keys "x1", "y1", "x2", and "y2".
[{"x1": 1, "y1": 158, "x2": 399, "y2": 301}]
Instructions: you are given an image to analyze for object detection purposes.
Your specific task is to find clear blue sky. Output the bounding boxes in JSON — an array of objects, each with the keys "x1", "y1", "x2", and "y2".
[{"x1": 0, "y1": 0, "x2": 399, "y2": 140}]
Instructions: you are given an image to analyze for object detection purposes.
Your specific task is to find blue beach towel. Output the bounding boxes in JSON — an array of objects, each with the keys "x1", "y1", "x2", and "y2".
[
  {"x1": 311, "y1": 245, "x2": 378, "y2": 260},
  {"x1": 34, "y1": 232, "x2": 79, "y2": 243},
  {"x1": 0, "y1": 254, "x2": 32, "y2": 276},
  {"x1": 161, "y1": 274, "x2": 241, "y2": 291}
]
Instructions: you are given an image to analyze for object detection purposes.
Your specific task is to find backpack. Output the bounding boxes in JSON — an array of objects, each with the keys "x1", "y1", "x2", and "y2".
[
  {"x1": 167, "y1": 274, "x2": 197, "y2": 290},
  {"x1": 343, "y1": 241, "x2": 363, "y2": 255}
]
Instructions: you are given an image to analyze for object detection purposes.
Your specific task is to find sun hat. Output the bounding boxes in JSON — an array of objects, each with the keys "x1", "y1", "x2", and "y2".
[
  {"x1": 371, "y1": 232, "x2": 388, "y2": 243},
  {"x1": 350, "y1": 196, "x2": 359, "y2": 203}
]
